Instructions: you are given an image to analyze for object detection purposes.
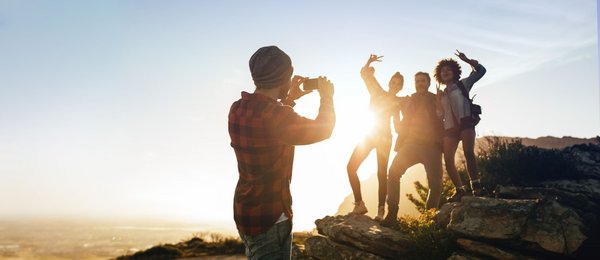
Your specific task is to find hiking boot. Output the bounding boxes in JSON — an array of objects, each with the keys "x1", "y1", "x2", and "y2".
[
  {"x1": 471, "y1": 180, "x2": 484, "y2": 196},
  {"x1": 447, "y1": 187, "x2": 468, "y2": 203},
  {"x1": 350, "y1": 201, "x2": 368, "y2": 215},
  {"x1": 374, "y1": 206, "x2": 385, "y2": 222},
  {"x1": 380, "y1": 214, "x2": 399, "y2": 228},
  {"x1": 380, "y1": 206, "x2": 398, "y2": 227}
]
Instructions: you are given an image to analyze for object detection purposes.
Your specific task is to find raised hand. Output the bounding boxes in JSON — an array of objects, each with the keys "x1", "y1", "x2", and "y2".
[
  {"x1": 287, "y1": 75, "x2": 312, "y2": 101},
  {"x1": 361, "y1": 54, "x2": 382, "y2": 77},
  {"x1": 455, "y1": 50, "x2": 469, "y2": 61},
  {"x1": 366, "y1": 54, "x2": 384, "y2": 67},
  {"x1": 455, "y1": 50, "x2": 479, "y2": 67}
]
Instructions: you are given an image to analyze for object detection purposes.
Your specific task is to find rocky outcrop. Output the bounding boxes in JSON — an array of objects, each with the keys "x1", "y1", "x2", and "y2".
[
  {"x1": 302, "y1": 186, "x2": 597, "y2": 259},
  {"x1": 448, "y1": 197, "x2": 536, "y2": 240},
  {"x1": 298, "y1": 142, "x2": 600, "y2": 260},
  {"x1": 313, "y1": 214, "x2": 413, "y2": 258},
  {"x1": 447, "y1": 197, "x2": 587, "y2": 255},
  {"x1": 494, "y1": 179, "x2": 600, "y2": 229}
]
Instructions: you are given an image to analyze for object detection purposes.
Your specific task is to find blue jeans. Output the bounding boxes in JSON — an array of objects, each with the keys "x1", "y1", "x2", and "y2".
[{"x1": 239, "y1": 219, "x2": 292, "y2": 260}]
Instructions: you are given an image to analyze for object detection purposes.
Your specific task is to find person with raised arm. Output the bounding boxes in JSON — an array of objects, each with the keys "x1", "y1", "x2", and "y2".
[
  {"x1": 434, "y1": 50, "x2": 487, "y2": 202},
  {"x1": 347, "y1": 54, "x2": 403, "y2": 221}
]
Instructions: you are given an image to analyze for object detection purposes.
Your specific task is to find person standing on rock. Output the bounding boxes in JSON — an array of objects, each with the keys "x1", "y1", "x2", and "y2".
[
  {"x1": 347, "y1": 54, "x2": 404, "y2": 221},
  {"x1": 435, "y1": 50, "x2": 487, "y2": 202},
  {"x1": 229, "y1": 46, "x2": 336, "y2": 259},
  {"x1": 382, "y1": 71, "x2": 444, "y2": 227}
]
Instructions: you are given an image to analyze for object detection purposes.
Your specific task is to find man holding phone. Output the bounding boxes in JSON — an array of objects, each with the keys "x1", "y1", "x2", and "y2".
[{"x1": 228, "y1": 46, "x2": 335, "y2": 259}]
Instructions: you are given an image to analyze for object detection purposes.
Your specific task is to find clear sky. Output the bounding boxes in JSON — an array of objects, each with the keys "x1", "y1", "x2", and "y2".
[{"x1": 0, "y1": 0, "x2": 598, "y2": 232}]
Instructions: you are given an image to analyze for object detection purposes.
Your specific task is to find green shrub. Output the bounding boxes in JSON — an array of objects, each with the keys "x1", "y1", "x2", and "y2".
[
  {"x1": 116, "y1": 233, "x2": 244, "y2": 259},
  {"x1": 389, "y1": 210, "x2": 457, "y2": 260},
  {"x1": 123, "y1": 244, "x2": 182, "y2": 260},
  {"x1": 406, "y1": 178, "x2": 454, "y2": 214}
]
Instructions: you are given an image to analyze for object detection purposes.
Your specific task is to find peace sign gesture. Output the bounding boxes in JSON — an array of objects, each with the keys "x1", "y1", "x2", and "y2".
[
  {"x1": 454, "y1": 49, "x2": 469, "y2": 62},
  {"x1": 455, "y1": 49, "x2": 480, "y2": 67}
]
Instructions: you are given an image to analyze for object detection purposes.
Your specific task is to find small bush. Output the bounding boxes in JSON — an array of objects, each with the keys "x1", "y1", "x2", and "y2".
[
  {"x1": 123, "y1": 245, "x2": 182, "y2": 260},
  {"x1": 117, "y1": 232, "x2": 244, "y2": 260},
  {"x1": 406, "y1": 178, "x2": 455, "y2": 214},
  {"x1": 390, "y1": 210, "x2": 457, "y2": 260}
]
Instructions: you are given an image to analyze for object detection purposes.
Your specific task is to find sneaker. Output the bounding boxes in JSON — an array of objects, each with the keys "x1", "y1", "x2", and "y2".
[
  {"x1": 374, "y1": 206, "x2": 385, "y2": 222},
  {"x1": 350, "y1": 201, "x2": 368, "y2": 215},
  {"x1": 447, "y1": 187, "x2": 467, "y2": 203}
]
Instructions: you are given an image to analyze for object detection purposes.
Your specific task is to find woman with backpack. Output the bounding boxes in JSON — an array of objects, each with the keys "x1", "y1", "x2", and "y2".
[{"x1": 434, "y1": 50, "x2": 486, "y2": 202}]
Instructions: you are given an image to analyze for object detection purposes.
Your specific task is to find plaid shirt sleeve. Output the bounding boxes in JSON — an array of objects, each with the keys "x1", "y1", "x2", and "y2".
[{"x1": 272, "y1": 96, "x2": 336, "y2": 145}]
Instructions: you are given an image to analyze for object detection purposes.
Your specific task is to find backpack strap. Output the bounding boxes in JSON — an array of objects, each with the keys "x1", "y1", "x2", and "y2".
[{"x1": 456, "y1": 81, "x2": 470, "y2": 101}]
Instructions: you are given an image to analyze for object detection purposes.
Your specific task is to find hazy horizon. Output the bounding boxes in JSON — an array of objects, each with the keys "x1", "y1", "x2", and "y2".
[{"x1": 1, "y1": 0, "x2": 599, "y2": 234}]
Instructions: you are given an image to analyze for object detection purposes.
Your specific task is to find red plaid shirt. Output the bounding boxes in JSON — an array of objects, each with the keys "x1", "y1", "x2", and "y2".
[{"x1": 229, "y1": 91, "x2": 335, "y2": 235}]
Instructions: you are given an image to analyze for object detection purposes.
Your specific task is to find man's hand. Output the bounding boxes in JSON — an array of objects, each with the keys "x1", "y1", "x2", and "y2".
[
  {"x1": 317, "y1": 76, "x2": 334, "y2": 99},
  {"x1": 287, "y1": 75, "x2": 312, "y2": 101}
]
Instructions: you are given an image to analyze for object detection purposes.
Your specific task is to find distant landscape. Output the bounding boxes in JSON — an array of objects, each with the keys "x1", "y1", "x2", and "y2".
[{"x1": 0, "y1": 218, "x2": 235, "y2": 260}]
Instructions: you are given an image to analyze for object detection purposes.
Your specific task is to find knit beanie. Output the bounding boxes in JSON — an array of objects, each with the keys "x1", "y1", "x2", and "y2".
[{"x1": 249, "y1": 46, "x2": 293, "y2": 89}]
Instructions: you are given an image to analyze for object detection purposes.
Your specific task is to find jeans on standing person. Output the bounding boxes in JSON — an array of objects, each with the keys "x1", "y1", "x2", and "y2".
[{"x1": 238, "y1": 219, "x2": 292, "y2": 260}]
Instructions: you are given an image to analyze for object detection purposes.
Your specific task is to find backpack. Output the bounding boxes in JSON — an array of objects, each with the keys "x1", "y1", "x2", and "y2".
[{"x1": 456, "y1": 81, "x2": 482, "y2": 126}]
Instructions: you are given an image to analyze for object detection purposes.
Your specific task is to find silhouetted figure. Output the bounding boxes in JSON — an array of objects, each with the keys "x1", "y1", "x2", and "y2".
[
  {"x1": 228, "y1": 46, "x2": 335, "y2": 259},
  {"x1": 382, "y1": 72, "x2": 444, "y2": 227},
  {"x1": 434, "y1": 50, "x2": 487, "y2": 202},
  {"x1": 347, "y1": 54, "x2": 403, "y2": 221}
]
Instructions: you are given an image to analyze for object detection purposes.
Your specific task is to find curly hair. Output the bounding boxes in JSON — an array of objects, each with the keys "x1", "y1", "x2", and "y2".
[{"x1": 434, "y1": 58, "x2": 461, "y2": 84}]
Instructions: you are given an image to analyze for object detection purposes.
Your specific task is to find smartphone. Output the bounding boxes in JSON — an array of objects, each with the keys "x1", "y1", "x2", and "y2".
[{"x1": 303, "y1": 78, "x2": 319, "y2": 91}]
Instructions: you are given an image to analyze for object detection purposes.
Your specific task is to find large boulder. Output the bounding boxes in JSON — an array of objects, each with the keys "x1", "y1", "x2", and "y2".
[
  {"x1": 435, "y1": 202, "x2": 458, "y2": 227},
  {"x1": 520, "y1": 199, "x2": 587, "y2": 255},
  {"x1": 448, "y1": 197, "x2": 535, "y2": 240},
  {"x1": 304, "y1": 235, "x2": 384, "y2": 260},
  {"x1": 314, "y1": 214, "x2": 413, "y2": 258},
  {"x1": 448, "y1": 197, "x2": 587, "y2": 255},
  {"x1": 494, "y1": 182, "x2": 600, "y2": 228}
]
